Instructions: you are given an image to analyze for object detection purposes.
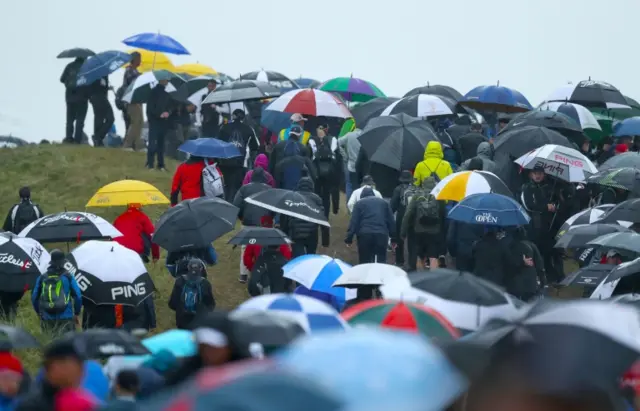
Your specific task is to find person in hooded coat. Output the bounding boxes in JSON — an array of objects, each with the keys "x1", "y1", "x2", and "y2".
[
  {"x1": 269, "y1": 125, "x2": 310, "y2": 176},
  {"x1": 447, "y1": 219, "x2": 485, "y2": 272},
  {"x1": 389, "y1": 170, "x2": 415, "y2": 267},
  {"x1": 354, "y1": 148, "x2": 399, "y2": 199},
  {"x1": 273, "y1": 139, "x2": 317, "y2": 190},
  {"x1": 413, "y1": 141, "x2": 454, "y2": 186},
  {"x1": 338, "y1": 128, "x2": 363, "y2": 203},
  {"x1": 242, "y1": 153, "x2": 274, "y2": 187},
  {"x1": 470, "y1": 227, "x2": 518, "y2": 288},
  {"x1": 460, "y1": 141, "x2": 496, "y2": 172},
  {"x1": 455, "y1": 123, "x2": 487, "y2": 162},
  {"x1": 281, "y1": 177, "x2": 328, "y2": 258},
  {"x1": 171, "y1": 156, "x2": 224, "y2": 206},
  {"x1": 504, "y1": 227, "x2": 547, "y2": 301},
  {"x1": 345, "y1": 187, "x2": 395, "y2": 264}
]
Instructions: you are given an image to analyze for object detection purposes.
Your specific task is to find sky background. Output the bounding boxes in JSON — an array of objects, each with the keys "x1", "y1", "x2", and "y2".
[{"x1": 2, "y1": 0, "x2": 637, "y2": 142}]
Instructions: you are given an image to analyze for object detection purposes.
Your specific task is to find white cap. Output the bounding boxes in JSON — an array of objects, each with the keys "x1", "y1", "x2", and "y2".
[
  {"x1": 194, "y1": 327, "x2": 228, "y2": 348},
  {"x1": 290, "y1": 113, "x2": 308, "y2": 122}
]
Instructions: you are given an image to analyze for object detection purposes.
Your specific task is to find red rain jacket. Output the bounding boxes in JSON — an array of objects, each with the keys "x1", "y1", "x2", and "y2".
[{"x1": 114, "y1": 207, "x2": 159, "y2": 260}]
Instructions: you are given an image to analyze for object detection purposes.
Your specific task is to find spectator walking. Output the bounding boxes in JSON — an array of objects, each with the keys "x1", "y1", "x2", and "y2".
[
  {"x1": 309, "y1": 121, "x2": 341, "y2": 218},
  {"x1": 273, "y1": 133, "x2": 317, "y2": 190},
  {"x1": 168, "y1": 259, "x2": 215, "y2": 329},
  {"x1": 146, "y1": 79, "x2": 174, "y2": 171},
  {"x1": 413, "y1": 141, "x2": 454, "y2": 186},
  {"x1": 122, "y1": 52, "x2": 144, "y2": 151},
  {"x1": 200, "y1": 80, "x2": 221, "y2": 138},
  {"x1": 3, "y1": 187, "x2": 44, "y2": 234},
  {"x1": 60, "y1": 57, "x2": 89, "y2": 144},
  {"x1": 347, "y1": 175, "x2": 382, "y2": 213},
  {"x1": 282, "y1": 178, "x2": 328, "y2": 257},
  {"x1": 113, "y1": 204, "x2": 159, "y2": 263},
  {"x1": 338, "y1": 128, "x2": 363, "y2": 204},
  {"x1": 171, "y1": 156, "x2": 223, "y2": 205},
  {"x1": 242, "y1": 154, "x2": 275, "y2": 187},
  {"x1": 279, "y1": 113, "x2": 312, "y2": 145},
  {"x1": 389, "y1": 170, "x2": 415, "y2": 267},
  {"x1": 270, "y1": 125, "x2": 311, "y2": 177}
]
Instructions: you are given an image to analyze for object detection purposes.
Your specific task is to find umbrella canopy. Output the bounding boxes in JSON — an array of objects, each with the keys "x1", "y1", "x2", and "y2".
[
  {"x1": 174, "y1": 63, "x2": 217, "y2": 77},
  {"x1": 380, "y1": 94, "x2": 458, "y2": 118},
  {"x1": 599, "y1": 198, "x2": 640, "y2": 225},
  {"x1": 514, "y1": 144, "x2": 598, "y2": 183},
  {"x1": 430, "y1": 170, "x2": 513, "y2": 202},
  {"x1": 0, "y1": 325, "x2": 39, "y2": 351},
  {"x1": 501, "y1": 110, "x2": 586, "y2": 146},
  {"x1": 19, "y1": 212, "x2": 122, "y2": 243},
  {"x1": 493, "y1": 125, "x2": 573, "y2": 160},
  {"x1": 67, "y1": 241, "x2": 154, "y2": 306},
  {"x1": 86, "y1": 179, "x2": 169, "y2": 207},
  {"x1": 319, "y1": 76, "x2": 385, "y2": 103},
  {"x1": 122, "y1": 70, "x2": 185, "y2": 104},
  {"x1": 608, "y1": 293, "x2": 640, "y2": 308},
  {"x1": 341, "y1": 300, "x2": 460, "y2": 342},
  {"x1": 350, "y1": 97, "x2": 399, "y2": 128},
  {"x1": 127, "y1": 48, "x2": 174, "y2": 73},
  {"x1": 447, "y1": 193, "x2": 530, "y2": 227},
  {"x1": 555, "y1": 204, "x2": 630, "y2": 240},
  {"x1": 202, "y1": 80, "x2": 281, "y2": 104},
  {"x1": 599, "y1": 151, "x2": 640, "y2": 171},
  {"x1": 560, "y1": 264, "x2": 614, "y2": 287},
  {"x1": 555, "y1": 223, "x2": 633, "y2": 250},
  {"x1": 537, "y1": 101, "x2": 603, "y2": 132},
  {"x1": 357, "y1": 113, "x2": 439, "y2": 171},
  {"x1": 332, "y1": 263, "x2": 408, "y2": 288},
  {"x1": 245, "y1": 189, "x2": 330, "y2": 227},
  {"x1": 153, "y1": 197, "x2": 238, "y2": 252},
  {"x1": 603, "y1": 258, "x2": 640, "y2": 284},
  {"x1": 265, "y1": 89, "x2": 352, "y2": 118},
  {"x1": 294, "y1": 77, "x2": 321, "y2": 89},
  {"x1": 240, "y1": 70, "x2": 299, "y2": 92},
  {"x1": 57, "y1": 48, "x2": 95, "y2": 59},
  {"x1": 66, "y1": 329, "x2": 150, "y2": 358},
  {"x1": 235, "y1": 293, "x2": 349, "y2": 333},
  {"x1": 587, "y1": 167, "x2": 640, "y2": 192},
  {"x1": 283, "y1": 255, "x2": 356, "y2": 302},
  {"x1": 0, "y1": 234, "x2": 50, "y2": 292},
  {"x1": 229, "y1": 310, "x2": 306, "y2": 351},
  {"x1": 76, "y1": 50, "x2": 132, "y2": 87},
  {"x1": 122, "y1": 32, "x2": 189, "y2": 55},
  {"x1": 614, "y1": 117, "x2": 640, "y2": 137},
  {"x1": 177, "y1": 138, "x2": 241, "y2": 158},
  {"x1": 404, "y1": 84, "x2": 463, "y2": 101},
  {"x1": 545, "y1": 80, "x2": 630, "y2": 109},
  {"x1": 227, "y1": 227, "x2": 291, "y2": 246},
  {"x1": 587, "y1": 232, "x2": 640, "y2": 254},
  {"x1": 461, "y1": 84, "x2": 533, "y2": 113},
  {"x1": 276, "y1": 328, "x2": 468, "y2": 411},
  {"x1": 173, "y1": 75, "x2": 218, "y2": 104}
]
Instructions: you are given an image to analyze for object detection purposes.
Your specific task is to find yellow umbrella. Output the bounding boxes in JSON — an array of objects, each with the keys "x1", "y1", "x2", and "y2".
[
  {"x1": 430, "y1": 171, "x2": 512, "y2": 202},
  {"x1": 127, "y1": 49, "x2": 175, "y2": 73},
  {"x1": 86, "y1": 180, "x2": 170, "y2": 207},
  {"x1": 174, "y1": 63, "x2": 218, "y2": 77}
]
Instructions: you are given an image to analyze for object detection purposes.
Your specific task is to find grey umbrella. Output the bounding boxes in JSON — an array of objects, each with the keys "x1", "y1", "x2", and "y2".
[
  {"x1": 202, "y1": 80, "x2": 281, "y2": 104},
  {"x1": 555, "y1": 223, "x2": 633, "y2": 249},
  {"x1": 0, "y1": 325, "x2": 40, "y2": 350},
  {"x1": 587, "y1": 232, "x2": 640, "y2": 254},
  {"x1": 57, "y1": 48, "x2": 96, "y2": 59}
]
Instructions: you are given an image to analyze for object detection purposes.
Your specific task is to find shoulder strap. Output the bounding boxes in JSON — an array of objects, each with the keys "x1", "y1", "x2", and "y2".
[{"x1": 10, "y1": 205, "x2": 19, "y2": 227}]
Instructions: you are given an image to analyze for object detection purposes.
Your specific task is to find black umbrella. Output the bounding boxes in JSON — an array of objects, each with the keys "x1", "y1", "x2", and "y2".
[
  {"x1": 228, "y1": 227, "x2": 291, "y2": 246},
  {"x1": 18, "y1": 212, "x2": 123, "y2": 243},
  {"x1": 0, "y1": 234, "x2": 50, "y2": 292},
  {"x1": 65, "y1": 329, "x2": 150, "y2": 358},
  {"x1": 560, "y1": 264, "x2": 614, "y2": 287},
  {"x1": 57, "y1": 48, "x2": 95, "y2": 59},
  {"x1": 239, "y1": 70, "x2": 299, "y2": 91},
  {"x1": 555, "y1": 223, "x2": 633, "y2": 249},
  {"x1": 0, "y1": 325, "x2": 39, "y2": 351},
  {"x1": 445, "y1": 124, "x2": 472, "y2": 140},
  {"x1": 604, "y1": 258, "x2": 640, "y2": 283},
  {"x1": 588, "y1": 167, "x2": 640, "y2": 192},
  {"x1": 587, "y1": 232, "x2": 640, "y2": 254},
  {"x1": 350, "y1": 97, "x2": 399, "y2": 129},
  {"x1": 245, "y1": 190, "x2": 330, "y2": 227},
  {"x1": 403, "y1": 84, "x2": 464, "y2": 101},
  {"x1": 449, "y1": 299, "x2": 640, "y2": 394},
  {"x1": 153, "y1": 197, "x2": 239, "y2": 252},
  {"x1": 173, "y1": 75, "x2": 217, "y2": 103},
  {"x1": 455, "y1": 132, "x2": 487, "y2": 162},
  {"x1": 409, "y1": 269, "x2": 514, "y2": 306},
  {"x1": 546, "y1": 79, "x2": 630, "y2": 109},
  {"x1": 493, "y1": 125, "x2": 573, "y2": 160},
  {"x1": 357, "y1": 113, "x2": 439, "y2": 171},
  {"x1": 202, "y1": 80, "x2": 281, "y2": 104},
  {"x1": 599, "y1": 198, "x2": 640, "y2": 225},
  {"x1": 499, "y1": 110, "x2": 586, "y2": 146},
  {"x1": 229, "y1": 310, "x2": 305, "y2": 355},
  {"x1": 599, "y1": 152, "x2": 640, "y2": 171},
  {"x1": 381, "y1": 94, "x2": 460, "y2": 118}
]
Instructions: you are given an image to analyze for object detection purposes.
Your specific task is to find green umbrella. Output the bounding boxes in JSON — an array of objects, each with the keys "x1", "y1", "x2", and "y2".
[
  {"x1": 319, "y1": 76, "x2": 385, "y2": 103},
  {"x1": 586, "y1": 111, "x2": 615, "y2": 143},
  {"x1": 338, "y1": 118, "x2": 356, "y2": 137}
]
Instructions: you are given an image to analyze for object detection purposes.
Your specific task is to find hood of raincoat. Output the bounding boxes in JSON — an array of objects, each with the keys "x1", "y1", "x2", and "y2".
[
  {"x1": 476, "y1": 142, "x2": 493, "y2": 160},
  {"x1": 296, "y1": 177, "x2": 315, "y2": 192},
  {"x1": 360, "y1": 187, "x2": 376, "y2": 198},
  {"x1": 423, "y1": 141, "x2": 443, "y2": 160},
  {"x1": 254, "y1": 153, "x2": 269, "y2": 169}
]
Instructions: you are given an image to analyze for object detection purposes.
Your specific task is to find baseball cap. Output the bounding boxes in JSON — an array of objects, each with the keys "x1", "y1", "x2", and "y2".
[
  {"x1": 290, "y1": 113, "x2": 308, "y2": 122},
  {"x1": 615, "y1": 143, "x2": 628, "y2": 154},
  {"x1": 289, "y1": 125, "x2": 303, "y2": 136}
]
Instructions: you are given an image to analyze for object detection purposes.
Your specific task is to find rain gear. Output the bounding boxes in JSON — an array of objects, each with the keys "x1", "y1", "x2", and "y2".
[
  {"x1": 170, "y1": 156, "x2": 222, "y2": 206},
  {"x1": 413, "y1": 141, "x2": 454, "y2": 186},
  {"x1": 345, "y1": 188, "x2": 395, "y2": 242},
  {"x1": 281, "y1": 178, "x2": 329, "y2": 253},
  {"x1": 471, "y1": 230, "x2": 516, "y2": 288},
  {"x1": 31, "y1": 268, "x2": 82, "y2": 321},
  {"x1": 113, "y1": 206, "x2": 160, "y2": 261},
  {"x1": 169, "y1": 274, "x2": 215, "y2": 329},
  {"x1": 279, "y1": 126, "x2": 311, "y2": 145},
  {"x1": 338, "y1": 129, "x2": 363, "y2": 173},
  {"x1": 273, "y1": 142, "x2": 317, "y2": 190},
  {"x1": 400, "y1": 177, "x2": 445, "y2": 238},
  {"x1": 460, "y1": 142, "x2": 496, "y2": 172},
  {"x1": 233, "y1": 168, "x2": 272, "y2": 226},
  {"x1": 242, "y1": 154, "x2": 275, "y2": 187}
]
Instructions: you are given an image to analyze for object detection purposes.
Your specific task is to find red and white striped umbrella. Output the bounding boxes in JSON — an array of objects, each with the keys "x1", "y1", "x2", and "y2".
[{"x1": 265, "y1": 89, "x2": 352, "y2": 118}]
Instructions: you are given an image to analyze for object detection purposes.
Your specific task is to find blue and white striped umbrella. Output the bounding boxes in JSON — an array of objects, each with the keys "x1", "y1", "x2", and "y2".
[
  {"x1": 283, "y1": 255, "x2": 357, "y2": 301},
  {"x1": 235, "y1": 294, "x2": 349, "y2": 334}
]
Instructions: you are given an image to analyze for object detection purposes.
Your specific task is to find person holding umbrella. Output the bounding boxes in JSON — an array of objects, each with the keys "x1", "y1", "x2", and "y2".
[
  {"x1": 113, "y1": 203, "x2": 160, "y2": 263},
  {"x1": 200, "y1": 79, "x2": 221, "y2": 138},
  {"x1": 309, "y1": 120, "x2": 342, "y2": 218},
  {"x1": 60, "y1": 57, "x2": 90, "y2": 144},
  {"x1": 88, "y1": 75, "x2": 114, "y2": 147},
  {"x1": 146, "y1": 78, "x2": 175, "y2": 171},
  {"x1": 279, "y1": 113, "x2": 311, "y2": 144},
  {"x1": 122, "y1": 51, "x2": 144, "y2": 151}
]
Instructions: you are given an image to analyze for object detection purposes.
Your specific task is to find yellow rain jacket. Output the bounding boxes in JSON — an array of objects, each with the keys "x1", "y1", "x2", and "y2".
[{"x1": 413, "y1": 141, "x2": 454, "y2": 186}]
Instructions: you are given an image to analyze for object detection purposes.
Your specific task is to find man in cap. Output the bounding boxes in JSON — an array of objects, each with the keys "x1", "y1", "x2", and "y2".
[
  {"x1": 201, "y1": 80, "x2": 222, "y2": 138},
  {"x1": 279, "y1": 113, "x2": 311, "y2": 145},
  {"x1": 347, "y1": 175, "x2": 382, "y2": 213}
]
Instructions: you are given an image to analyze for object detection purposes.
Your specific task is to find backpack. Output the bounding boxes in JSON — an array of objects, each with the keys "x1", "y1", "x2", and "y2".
[
  {"x1": 400, "y1": 185, "x2": 417, "y2": 208},
  {"x1": 315, "y1": 138, "x2": 335, "y2": 178},
  {"x1": 180, "y1": 275, "x2": 204, "y2": 314},
  {"x1": 12, "y1": 202, "x2": 39, "y2": 234},
  {"x1": 422, "y1": 161, "x2": 442, "y2": 183},
  {"x1": 414, "y1": 194, "x2": 441, "y2": 234},
  {"x1": 39, "y1": 273, "x2": 71, "y2": 315},
  {"x1": 64, "y1": 63, "x2": 81, "y2": 89},
  {"x1": 202, "y1": 161, "x2": 225, "y2": 198},
  {"x1": 114, "y1": 85, "x2": 127, "y2": 111}
]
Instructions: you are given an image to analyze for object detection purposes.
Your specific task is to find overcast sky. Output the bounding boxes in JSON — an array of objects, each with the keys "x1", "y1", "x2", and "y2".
[{"x1": 2, "y1": 0, "x2": 637, "y2": 141}]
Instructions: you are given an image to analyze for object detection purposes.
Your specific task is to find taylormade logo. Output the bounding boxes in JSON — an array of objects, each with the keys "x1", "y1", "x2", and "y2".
[
  {"x1": 99, "y1": 344, "x2": 125, "y2": 355},
  {"x1": 41, "y1": 214, "x2": 86, "y2": 225},
  {"x1": 0, "y1": 253, "x2": 31, "y2": 269},
  {"x1": 475, "y1": 213, "x2": 498, "y2": 224},
  {"x1": 284, "y1": 200, "x2": 320, "y2": 213},
  {"x1": 111, "y1": 283, "x2": 146, "y2": 300}
]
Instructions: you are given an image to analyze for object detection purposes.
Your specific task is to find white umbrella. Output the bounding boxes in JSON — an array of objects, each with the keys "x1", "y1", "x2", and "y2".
[
  {"x1": 332, "y1": 263, "x2": 408, "y2": 287},
  {"x1": 537, "y1": 101, "x2": 602, "y2": 131},
  {"x1": 514, "y1": 144, "x2": 598, "y2": 182},
  {"x1": 266, "y1": 89, "x2": 352, "y2": 118},
  {"x1": 380, "y1": 94, "x2": 456, "y2": 118}
]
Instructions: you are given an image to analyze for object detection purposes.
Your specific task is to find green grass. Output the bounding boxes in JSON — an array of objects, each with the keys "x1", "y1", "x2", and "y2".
[{"x1": 0, "y1": 144, "x2": 356, "y2": 370}]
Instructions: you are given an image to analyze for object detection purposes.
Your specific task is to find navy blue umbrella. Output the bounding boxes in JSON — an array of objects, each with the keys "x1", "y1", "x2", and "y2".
[
  {"x1": 447, "y1": 193, "x2": 530, "y2": 227},
  {"x1": 461, "y1": 84, "x2": 533, "y2": 113},
  {"x1": 122, "y1": 32, "x2": 190, "y2": 55},
  {"x1": 76, "y1": 51, "x2": 132, "y2": 86},
  {"x1": 261, "y1": 101, "x2": 292, "y2": 134},
  {"x1": 178, "y1": 138, "x2": 241, "y2": 158},
  {"x1": 295, "y1": 77, "x2": 321, "y2": 88}
]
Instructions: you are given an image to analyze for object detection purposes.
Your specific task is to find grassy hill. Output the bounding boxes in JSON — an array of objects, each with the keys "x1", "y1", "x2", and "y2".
[{"x1": 0, "y1": 144, "x2": 355, "y2": 369}]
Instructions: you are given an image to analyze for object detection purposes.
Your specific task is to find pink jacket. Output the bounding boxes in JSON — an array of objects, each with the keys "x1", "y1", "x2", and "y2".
[{"x1": 242, "y1": 154, "x2": 275, "y2": 187}]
